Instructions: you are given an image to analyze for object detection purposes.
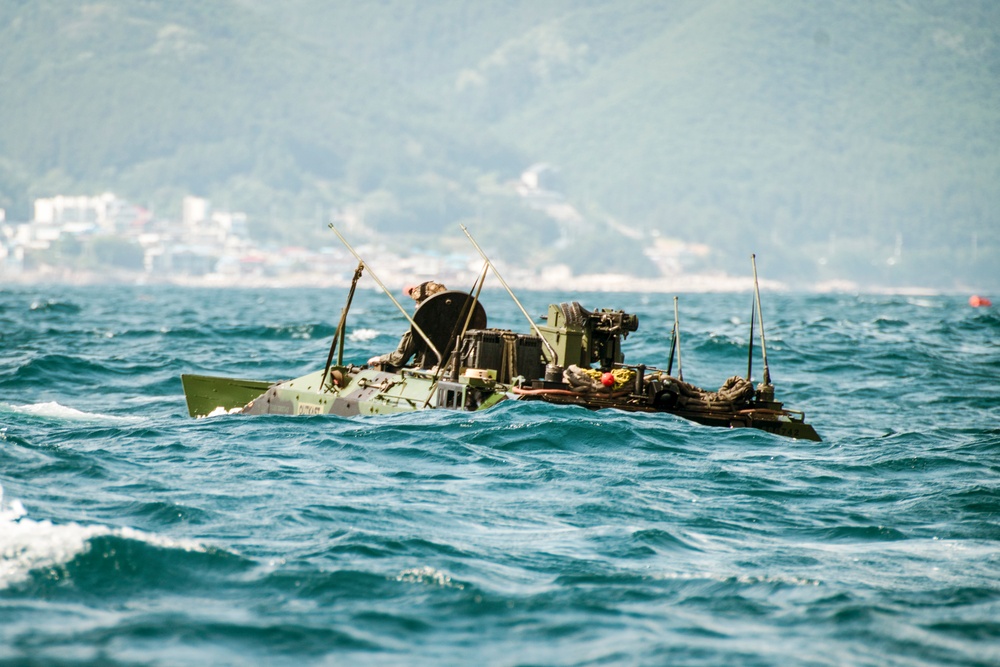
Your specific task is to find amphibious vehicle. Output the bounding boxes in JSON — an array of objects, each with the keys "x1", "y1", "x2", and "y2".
[{"x1": 181, "y1": 226, "x2": 820, "y2": 441}]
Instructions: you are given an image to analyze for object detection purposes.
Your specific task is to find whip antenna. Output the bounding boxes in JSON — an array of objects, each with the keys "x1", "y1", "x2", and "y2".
[
  {"x1": 320, "y1": 261, "x2": 363, "y2": 390},
  {"x1": 328, "y1": 223, "x2": 443, "y2": 366},
  {"x1": 746, "y1": 290, "x2": 756, "y2": 381},
  {"x1": 671, "y1": 296, "x2": 683, "y2": 381},
  {"x1": 751, "y1": 254, "x2": 771, "y2": 386},
  {"x1": 460, "y1": 225, "x2": 559, "y2": 365}
]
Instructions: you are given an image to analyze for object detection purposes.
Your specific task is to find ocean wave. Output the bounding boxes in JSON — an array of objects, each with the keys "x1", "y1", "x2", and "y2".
[
  {"x1": 396, "y1": 565, "x2": 465, "y2": 589},
  {"x1": 0, "y1": 486, "x2": 213, "y2": 592},
  {"x1": 3, "y1": 354, "x2": 112, "y2": 386},
  {"x1": 1, "y1": 287, "x2": 997, "y2": 665},
  {"x1": 646, "y1": 570, "x2": 822, "y2": 588},
  {"x1": 28, "y1": 299, "x2": 82, "y2": 314},
  {"x1": 0, "y1": 401, "x2": 144, "y2": 424}
]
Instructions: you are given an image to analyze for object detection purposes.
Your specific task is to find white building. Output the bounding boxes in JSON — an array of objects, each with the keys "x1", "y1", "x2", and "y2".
[
  {"x1": 32, "y1": 193, "x2": 147, "y2": 235},
  {"x1": 34, "y1": 193, "x2": 111, "y2": 230},
  {"x1": 182, "y1": 196, "x2": 209, "y2": 230}
]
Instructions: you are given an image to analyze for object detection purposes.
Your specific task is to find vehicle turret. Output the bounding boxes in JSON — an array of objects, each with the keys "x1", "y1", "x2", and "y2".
[{"x1": 538, "y1": 303, "x2": 639, "y2": 370}]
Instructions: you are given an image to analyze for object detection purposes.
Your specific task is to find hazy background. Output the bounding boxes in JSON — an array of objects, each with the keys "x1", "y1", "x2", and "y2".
[{"x1": 1, "y1": 0, "x2": 997, "y2": 290}]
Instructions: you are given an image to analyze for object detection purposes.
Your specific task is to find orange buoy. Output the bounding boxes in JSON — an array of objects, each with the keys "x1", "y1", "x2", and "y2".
[
  {"x1": 601, "y1": 372, "x2": 615, "y2": 387},
  {"x1": 969, "y1": 295, "x2": 992, "y2": 307}
]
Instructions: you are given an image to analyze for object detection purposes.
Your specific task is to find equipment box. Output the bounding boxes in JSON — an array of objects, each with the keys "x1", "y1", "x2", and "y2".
[
  {"x1": 461, "y1": 329, "x2": 545, "y2": 383},
  {"x1": 461, "y1": 329, "x2": 503, "y2": 373},
  {"x1": 514, "y1": 334, "x2": 544, "y2": 381}
]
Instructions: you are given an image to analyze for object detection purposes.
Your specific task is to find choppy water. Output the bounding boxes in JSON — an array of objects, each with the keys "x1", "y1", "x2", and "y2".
[{"x1": 1, "y1": 285, "x2": 998, "y2": 666}]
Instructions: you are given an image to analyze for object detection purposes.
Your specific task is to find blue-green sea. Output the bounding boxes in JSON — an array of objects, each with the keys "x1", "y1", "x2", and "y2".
[{"x1": 1, "y1": 285, "x2": 998, "y2": 666}]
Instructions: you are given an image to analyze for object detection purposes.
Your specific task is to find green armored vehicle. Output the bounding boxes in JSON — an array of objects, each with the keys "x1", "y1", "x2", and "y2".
[{"x1": 182, "y1": 230, "x2": 820, "y2": 441}]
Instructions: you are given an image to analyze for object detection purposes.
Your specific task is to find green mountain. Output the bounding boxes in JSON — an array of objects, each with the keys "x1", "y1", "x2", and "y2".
[{"x1": 1, "y1": 1, "x2": 997, "y2": 288}]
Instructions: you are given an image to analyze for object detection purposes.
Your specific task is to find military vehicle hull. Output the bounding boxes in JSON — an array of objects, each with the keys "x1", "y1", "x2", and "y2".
[
  {"x1": 182, "y1": 247, "x2": 820, "y2": 440},
  {"x1": 180, "y1": 375, "x2": 272, "y2": 417},
  {"x1": 183, "y1": 359, "x2": 820, "y2": 441},
  {"x1": 182, "y1": 366, "x2": 511, "y2": 419}
]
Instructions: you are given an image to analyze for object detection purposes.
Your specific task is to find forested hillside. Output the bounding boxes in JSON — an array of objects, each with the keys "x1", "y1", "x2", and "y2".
[{"x1": 1, "y1": 1, "x2": 997, "y2": 288}]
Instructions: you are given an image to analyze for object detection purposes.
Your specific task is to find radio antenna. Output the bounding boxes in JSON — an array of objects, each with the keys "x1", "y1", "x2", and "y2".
[
  {"x1": 460, "y1": 225, "x2": 559, "y2": 365},
  {"x1": 746, "y1": 290, "x2": 756, "y2": 381},
  {"x1": 328, "y1": 223, "x2": 442, "y2": 366},
  {"x1": 671, "y1": 296, "x2": 683, "y2": 381},
  {"x1": 751, "y1": 254, "x2": 771, "y2": 386},
  {"x1": 320, "y1": 261, "x2": 363, "y2": 390}
]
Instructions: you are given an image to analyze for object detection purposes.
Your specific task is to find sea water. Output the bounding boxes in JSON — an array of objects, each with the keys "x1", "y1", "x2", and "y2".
[{"x1": 1, "y1": 285, "x2": 997, "y2": 666}]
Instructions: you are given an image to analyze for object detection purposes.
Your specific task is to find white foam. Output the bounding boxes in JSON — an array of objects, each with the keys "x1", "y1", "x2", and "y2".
[
  {"x1": 650, "y1": 571, "x2": 822, "y2": 587},
  {"x1": 2, "y1": 401, "x2": 143, "y2": 424},
  {"x1": 348, "y1": 328, "x2": 381, "y2": 342},
  {"x1": 203, "y1": 406, "x2": 243, "y2": 418},
  {"x1": 396, "y1": 565, "x2": 464, "y2": 589},
  {"x1": 0, "y1": 486, "x2": 207, "y2": 590}
]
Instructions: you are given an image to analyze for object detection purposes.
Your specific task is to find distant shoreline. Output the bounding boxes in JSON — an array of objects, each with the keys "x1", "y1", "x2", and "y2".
[{"x1": 0, "y1": 268, "x2": 971, "y2": 296}]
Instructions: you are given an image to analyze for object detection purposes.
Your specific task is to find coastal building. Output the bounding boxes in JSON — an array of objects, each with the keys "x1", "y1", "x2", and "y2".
[{"x1": 33, "y1": 193, "x2": 145, "y2": 234}]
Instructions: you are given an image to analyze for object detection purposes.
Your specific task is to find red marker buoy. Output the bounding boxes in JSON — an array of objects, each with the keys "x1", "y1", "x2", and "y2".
[
  {"x1": 969, "y1": 295, "x2": 992, "y2": 307},
  {"x1": 601, "y1": 372, "x2": 615, "y2": 387}
]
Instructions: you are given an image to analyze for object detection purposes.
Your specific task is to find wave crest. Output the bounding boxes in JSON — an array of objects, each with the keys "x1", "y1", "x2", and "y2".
[
  {"x1": 0, "y1": 486, "x2": 208, "y2": 591},
  {"x1": 1, "y1": 401, "x2": 143, "y2": 424}
]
